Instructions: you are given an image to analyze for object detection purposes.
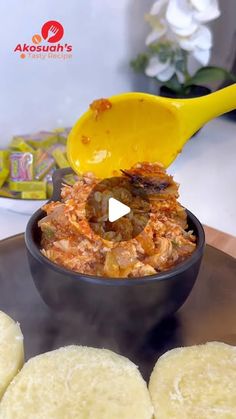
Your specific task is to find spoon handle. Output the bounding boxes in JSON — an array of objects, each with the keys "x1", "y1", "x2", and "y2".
[
  {"x1": 172, "y1": 84, "x2": 236, "y2": 139},
  {"x1": 197, "y1": 84, "x2": 236, "y2": 117}
]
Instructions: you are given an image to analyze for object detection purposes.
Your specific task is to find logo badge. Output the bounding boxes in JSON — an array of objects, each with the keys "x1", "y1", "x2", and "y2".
[
  {"x1": 41, "y1": 21, "x2": 64, "y2": 43},
  {"x1": 14, "y1": 20, "x2": 72, "y2": 60}
]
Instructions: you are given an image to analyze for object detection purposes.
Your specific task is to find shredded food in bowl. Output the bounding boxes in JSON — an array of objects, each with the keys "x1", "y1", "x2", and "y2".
[{"x1": 39, "y1": 162, "x2": 196, "y2": 278}]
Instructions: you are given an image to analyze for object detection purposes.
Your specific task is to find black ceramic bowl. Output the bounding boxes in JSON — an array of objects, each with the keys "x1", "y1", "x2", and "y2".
[{"x1": 25, "y1": 168, "x2": 205, "y2": 348}]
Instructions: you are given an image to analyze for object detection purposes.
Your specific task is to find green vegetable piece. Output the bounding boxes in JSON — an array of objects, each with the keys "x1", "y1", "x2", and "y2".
[{"x1": 44, "y1": 227, "x2": 55, "y2": 239}]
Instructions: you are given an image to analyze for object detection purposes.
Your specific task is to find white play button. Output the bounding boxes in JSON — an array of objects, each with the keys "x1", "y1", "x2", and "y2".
[
  {"x1": 85, "y1": 176, "x2": 150, "y2": 242},
  {"x1": 108, "y1": 197, "x2": 131, "y2": 222}
]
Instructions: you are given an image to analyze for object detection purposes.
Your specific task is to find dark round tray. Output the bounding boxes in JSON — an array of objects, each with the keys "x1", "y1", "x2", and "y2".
[{"x1": 0, "y1": 234, "x2": 235, "y2": 380}]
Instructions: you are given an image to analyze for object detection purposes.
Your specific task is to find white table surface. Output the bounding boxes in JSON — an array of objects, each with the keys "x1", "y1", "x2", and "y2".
[{"x1": 0, "y1": 117, "x2": 235, "y2": 240}]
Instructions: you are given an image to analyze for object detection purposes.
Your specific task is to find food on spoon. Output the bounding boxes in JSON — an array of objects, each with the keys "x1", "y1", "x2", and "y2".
[
  {"x1": 0, "y1": 346, "x2": 153, "y2": 419},
  {"x1": 81, "y1": 135, "x2": 91, "y2": 145},
  {"x1": 39, "y1": 162, "x2": 196, "y2": 278},
  {"x1": 89, "y1": 98, "x2": 112, "y2": 119},
  {"x1": 149, "y1": 342, "x2": 236, "y2": 419},
  {"x1": 0, "y1": 311, "x2": 24, "y2": 399}
]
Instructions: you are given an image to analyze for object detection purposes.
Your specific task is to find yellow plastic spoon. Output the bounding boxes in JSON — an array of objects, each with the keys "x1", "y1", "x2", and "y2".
[{"x1": 67, "y1": 85, "x2": 236, "y2": 178}]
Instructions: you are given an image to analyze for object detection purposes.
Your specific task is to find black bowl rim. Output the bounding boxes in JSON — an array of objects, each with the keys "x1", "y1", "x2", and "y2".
[{"x1": 25, "y1": 207, "x2": 205, "y2": 286}]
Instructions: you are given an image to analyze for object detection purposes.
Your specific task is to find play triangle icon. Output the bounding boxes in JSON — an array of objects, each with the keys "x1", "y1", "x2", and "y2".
[{"x1": 108, "y1": 197, "x2": 131, "y2": 222}]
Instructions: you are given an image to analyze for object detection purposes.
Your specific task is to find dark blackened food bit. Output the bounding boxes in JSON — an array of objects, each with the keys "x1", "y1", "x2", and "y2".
[{"x1": 121, "y1": 170, "x2": 170, "y2": 193}]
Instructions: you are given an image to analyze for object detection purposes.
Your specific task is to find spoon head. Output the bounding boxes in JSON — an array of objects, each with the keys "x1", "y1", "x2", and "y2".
[{"x1": 67, "y1": 92, "x2": 181, "y2": 178}]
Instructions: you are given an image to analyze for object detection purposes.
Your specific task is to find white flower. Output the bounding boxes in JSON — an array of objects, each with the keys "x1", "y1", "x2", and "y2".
[
  {"x1": 192, "y1": 47, "x2": 210, "y2": 65},
  {"x1": 191, "y1": 0, "x2": 221, "y2": 22},
  {"x1": 145, "y1": 55, "x2": 175, "y2": 81},
  {"x1": 145, "y1": 0, "x2": 220, "y2": 67},
  {"x1": 145, "y1": 15, "x2": 167, "y2": 45},
  {"x1": 178, "y1": 25, "x2": 212, "y2": 64},
  {"x1": 166, "y1": 0, "x2": 220, "y2": 31},
  {"x1": 145, "y1": 1, "x2": 169, "y2": 45},
  {"x1": 150, "y1": 0, "x2": 168, "y2": 15}
]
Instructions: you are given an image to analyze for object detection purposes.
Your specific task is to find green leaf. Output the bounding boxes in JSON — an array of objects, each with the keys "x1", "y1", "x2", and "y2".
[
  {"x1": 186, "y1": 66, "x2": 235, "y2": 86},
  {"x1": 158, "y1": 49, "x2": 171, "y2": 63},
  {"x1": 148, "y1": 43, "x2": 161, "y2": 55},
  {"x1": 176, "y1": 59, "x2": 185, "y2": 73},
  {"x1": 130, "y1": 54, "x2": 149, "y2": 73},
  {"x1": 229, "y1": 73, "x2": 236, "y2": 82},
  {"x1": 164, "y1": 75, "x2": 182, "y2": 93},
  {"x1": 149, "y1": 42, "x2": 173, "y2": 63}
]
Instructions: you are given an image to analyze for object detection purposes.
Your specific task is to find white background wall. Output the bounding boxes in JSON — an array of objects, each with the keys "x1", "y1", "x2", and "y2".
[
  {"x1": 0, "y1": 0, "x2": 235, "y2": 237},
  {"x1": 0, "y1": 0, "x2": 151, "y2": 145},
  {"x1": 0, "y1": 0, "x2": 235, "y2": 146}
]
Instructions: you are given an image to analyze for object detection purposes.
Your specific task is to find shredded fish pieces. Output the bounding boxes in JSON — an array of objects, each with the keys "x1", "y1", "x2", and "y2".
[{"x1": 39, "y1": 162, "x2": 196, "y2": 278}]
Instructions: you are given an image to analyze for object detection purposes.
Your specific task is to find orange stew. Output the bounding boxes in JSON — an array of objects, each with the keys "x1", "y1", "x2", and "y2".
[
  {"x1": 39, "y1": 162, "x2": 196, "y2": 278},
  {"x1": 89, "y1": 98, "x2": 112, "y2": 119}
]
